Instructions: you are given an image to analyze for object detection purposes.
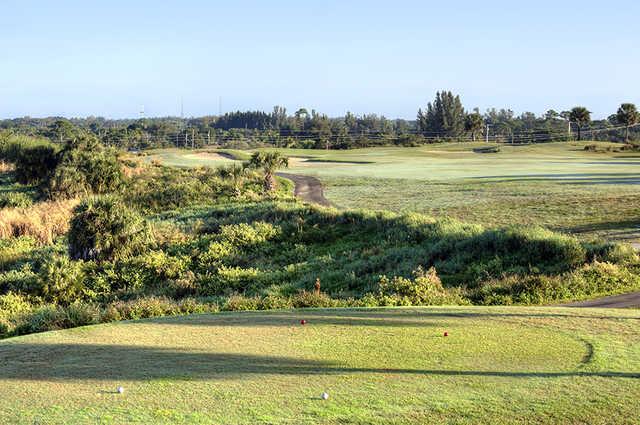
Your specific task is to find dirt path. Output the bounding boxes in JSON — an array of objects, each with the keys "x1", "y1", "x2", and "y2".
[
  {"x1": 561, "y1": 292, "x2": 640, "y2": 309},
  {"x1": 276, "y1": 173, "x2": 331, "y2": 207}
]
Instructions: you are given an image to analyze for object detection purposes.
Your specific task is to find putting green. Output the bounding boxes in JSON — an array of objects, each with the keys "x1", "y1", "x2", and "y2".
[{"x1": 0, "y1": 307, "x2": 638, "y2": 424}]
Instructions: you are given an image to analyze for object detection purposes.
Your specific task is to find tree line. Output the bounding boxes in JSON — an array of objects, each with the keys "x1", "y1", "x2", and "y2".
[{"x1": 1, "y1": 92, "x2": 638, "y2": 149}]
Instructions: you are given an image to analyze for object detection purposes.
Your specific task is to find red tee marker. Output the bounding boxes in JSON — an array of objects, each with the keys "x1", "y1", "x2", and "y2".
[
  {"x1": 300, "y1": 319, "x2": 307, "y2": 325},
  {"x1": 443, "y1": 331, "x2": 449, "y2": 337}
]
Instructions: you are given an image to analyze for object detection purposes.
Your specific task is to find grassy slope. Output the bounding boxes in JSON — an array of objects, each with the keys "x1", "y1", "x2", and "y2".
[
  {"x1": 0, "y1": 307, "x2": 638, "y2": 424},
  {"x1": 148, "y1": 142, "x2": 640, "y2": 241}
]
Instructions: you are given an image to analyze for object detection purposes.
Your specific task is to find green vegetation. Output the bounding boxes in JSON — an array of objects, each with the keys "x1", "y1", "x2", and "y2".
[
  {"x1": 569, "y1": 107, "x2": 591, "y2": 141},
  {"x1": 151, "y1": 142, "x2": 640, "y2": 242},
  {"x1": 0, "y1": 307, "x2": 638, "y2": 424},
  {"x1": 68, "y1": 196, "x2": 152, "y2": 262},
  {"x1": 0, "y1": 194, "x2": 638, "y2": 337},
  {"x1": 617, "y1": 103, "x2": 640, "y2": 142},
  {"x1": 247, "y1": 151, "x2": 289, "y2": 192},
  {"x1": 2, "y1": 96, "x2": 639, "y2": 150},
  {"x1": 0, "y1": 134, "x2": 639, "y2": 339}
]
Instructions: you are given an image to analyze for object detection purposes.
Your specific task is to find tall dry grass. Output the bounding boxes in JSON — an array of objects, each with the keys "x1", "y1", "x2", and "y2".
[
  {"x1": 121, "y1": 158, "x2": 150, "y2": 178},
  {"x1": 0, "y1": 199, "x2": 78, "y2": 244},
  {"x1": 0, "y1": 161, "x2": 14, "y2": 173}
]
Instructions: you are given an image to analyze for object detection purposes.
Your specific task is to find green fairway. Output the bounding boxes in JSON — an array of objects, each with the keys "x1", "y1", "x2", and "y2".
[
  {"x1": 147, "y1": 142, "x2": 640, "y2": 242},
  {"x1": 0, "y1": 307, "x2": 638, "y2": 424}
]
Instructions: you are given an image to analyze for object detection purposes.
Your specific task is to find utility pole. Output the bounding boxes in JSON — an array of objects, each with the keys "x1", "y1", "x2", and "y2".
[
  {"x1": 192, "y1": 129, "x2": 195, "y2": 149},
  {"x1": 485, "y1": 124, "x2": 490, "y2": 143}
]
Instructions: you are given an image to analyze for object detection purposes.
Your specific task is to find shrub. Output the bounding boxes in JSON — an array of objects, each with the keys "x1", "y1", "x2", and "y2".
[
  {"x1": 0, "y1": 192, "x2": 34, "y2": 208},
  {"x1": 0, "y1": 139, "x2": 59, "y2": 184},
  {"x1": 64, "y1": 302, "x2": 100, "y2": 327},
  {"x1": 0, "y1": 266, "x2": 39, "y2": 294},
  {"x1": 217, "y1": 222, "x2": 280, "y2": 247},
  {"x1": 37, "y1": 254, "x2": 87, "y2": 304},
  {"x1": 472, "y1": 261, "x2": 640, "y2": 305},
  {"x1": 47, "y1": 137, "x2": 123, "y2": 199},
  {"x1": 127, "y1": 167, "x2": 227, "y2": 212},
  {"x1": 47, "y1": 165, "x2": 90, "y2": 198},
  {"x1": 15, "y1": 305, "x2": 66, "y2": 334},
  {"x1": 377, "y1": 267, "x2": 465, "y2": 306},
  {"x1": 585, "y1": 241, "x2": 638, "y2": 264},
  {"x1": 291, "y1": 290, "x2": 339, "y2": 308},
  {"x1": 0, "y1": 292, "x2": 33, "y2": 315},
  {"x1": 108, "y1": 296, "x2": 186, "y2": 320},
  {"x1": 201, "y1": 266, "x2": 261, "y2": 295},
  {"x1": 0, "y1": 236, "x2": 38, "y2": 270},
  {"x1": 222, "y1": 295, "x2": 261, "y2": 311},
  {"x1": 68, "y1": 195, "x2": 152, "y2": 262}
]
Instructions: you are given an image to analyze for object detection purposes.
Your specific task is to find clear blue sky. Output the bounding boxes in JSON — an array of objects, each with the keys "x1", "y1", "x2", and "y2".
[{"x1": 1, "y1": 0, "x2": 638, "y2": 119}]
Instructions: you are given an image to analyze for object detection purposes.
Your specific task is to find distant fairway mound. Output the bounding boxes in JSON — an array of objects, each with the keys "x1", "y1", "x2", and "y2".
[{"x1": 0, "y1": 307, "x2": 638, "y2": 424}]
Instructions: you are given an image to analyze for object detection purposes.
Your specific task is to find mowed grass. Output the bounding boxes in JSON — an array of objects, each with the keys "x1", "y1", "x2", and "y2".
[
  {"x1": 0, "y1": 307, "x2": 639, "y2": 424},
  {"x1": 148, "y1": 142, "x2": 640, "y2": 241}
]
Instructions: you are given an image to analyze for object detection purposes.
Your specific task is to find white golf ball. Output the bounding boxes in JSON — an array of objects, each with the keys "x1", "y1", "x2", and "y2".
[
  {"x1": 321, "y1": 392, "x2": 329, "y2": 400},
  {"x1": 117, "y1": 386, "x2": 124, "y2": 394}
]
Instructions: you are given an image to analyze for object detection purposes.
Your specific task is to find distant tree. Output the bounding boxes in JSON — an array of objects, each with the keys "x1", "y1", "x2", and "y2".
[
  {"x1": 545, "y1": 110, "x2": 560, "y2": 121},
  {"x1": 47, "y1": 119, "x2": 78, "y2": 143},
  {"x1": 294, "y1": 108, "x2": 310, "y2": 132},
  {"x1": 616, "y1": 103, "x2": 639, "y2": 142},
  {"x1": 569, "y1": 107, "x2": 591, "y2": 141},
  {"x1": 271, "y1": 106, "x2": 288, "y2": 130},
  {"x1": 247, "y1": 151, "x2": 289, "y2": 193},
  {"x1": 465, "y1": 112, "x2": 484, "y2": 141},
  {"x1": 418, "y1": 91, "x2": 465, "y2": 138}
]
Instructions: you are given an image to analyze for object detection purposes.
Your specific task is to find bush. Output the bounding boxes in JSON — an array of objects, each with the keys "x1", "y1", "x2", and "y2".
[
  {"x1": 0, "y1": 266, "x2": 39, "y2": 295},
  {"x1": 127, "y1": 167, "x2": 226, "y2": 212},
  {"x1": 290, "y1": 290, "x2": 339, "y2": 308},
  {"x1": 36, "y1": 254, "x2": 87, "y2": 304},
  {"x1": 47, "y1": 137, "x2": 123, "y2": 199},
  {"x1": 222, "y1": 295, "x2": 261, "y2": 311},
  {"x1": 472, "y1": 261, "x2": 640, "y2": 305},
  {"x1": 0, "y1": 236, "x2": 38, "y2": 270},
  {"x1": 64, "y1": 302, "x2": 100, "y2": 327},
  {"x1": 68, "y1": 195, "x2": 153, "y2": 262},
  {"x1": 585, "y1": 241, "x2": 638, "y2": 264},
  {"x1": 0, "y1": 292, "x2": 33, "y2": 315},
  {"x1": 47, "y1": 165, "x2": 90, "y2": 198},
  {"x1": 0, "y1": 192, "x2": 34, "y2": 208},
  {"x1": 15, "y1": 305, "x2": 66, "y2": 334},
  {"x1": 377, "y1": 267, "x2": 465, "y2": 306},
  {"x1": 0, "y1": 139, "x2": 59, "y2": 184}
]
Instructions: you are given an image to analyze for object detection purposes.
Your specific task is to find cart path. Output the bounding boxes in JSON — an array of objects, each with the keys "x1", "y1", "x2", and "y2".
[
  {"x1": 562, "y1": 291, "x2": 640, "y2": 309},
  {"x1": 277, "y1": 173, "x2": 331, "y2": 207}
]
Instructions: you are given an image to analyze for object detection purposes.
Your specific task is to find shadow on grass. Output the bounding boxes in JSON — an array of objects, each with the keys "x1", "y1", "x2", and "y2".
[
  {"x1": 0, "y1": 343, "x2": 637, "y2": 381},
  {"x1": 123, "y1": 309, "x2": 640, "y2": 330},
  {"x1": 564, "y1": 219, "x2": 640, "y2": 235},
  {"x1": 472, "y1": 173, "x2": 640, "y2": 185}
]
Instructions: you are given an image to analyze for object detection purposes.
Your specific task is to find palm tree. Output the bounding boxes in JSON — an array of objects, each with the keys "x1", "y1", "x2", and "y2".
[
  {"x1": 218, "y1": 163, "x2": 249, "y2": 197},
  {"x1": 465, "y1": 112, "x2": 484, "y2": 142},
  {"x1": 569, "y1": 107, "x2": 591, "y2": 141},
  {"x1": 248, "y1": 151, "x2": 289, "y2": 193},
  {"x1": 616, "y1": 103, "x2": 639, "y2": 143}
]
